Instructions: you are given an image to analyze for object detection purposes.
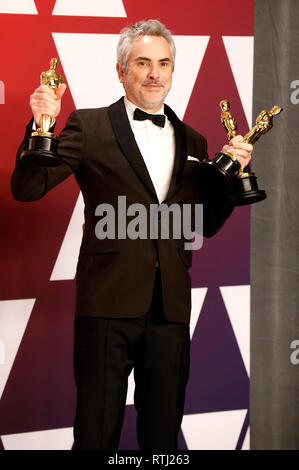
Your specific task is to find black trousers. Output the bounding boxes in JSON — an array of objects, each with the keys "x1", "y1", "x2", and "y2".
[{"x1": 73, "y1": 268, "x2": 190, "y2": 450}]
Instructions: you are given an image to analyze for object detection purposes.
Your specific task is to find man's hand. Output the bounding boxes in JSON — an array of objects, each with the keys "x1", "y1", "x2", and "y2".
[
  {"x1": 221, "y1": 135, "x2": 253, "y2": 171},
  {"x1": 29, "y1": 83, "x2": 67, "y2": 127}
]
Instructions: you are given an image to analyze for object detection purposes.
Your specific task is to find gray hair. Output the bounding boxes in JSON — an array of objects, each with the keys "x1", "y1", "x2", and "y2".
[{"x1": 117, "y1": 19, "x2": 176, "y2": 71}]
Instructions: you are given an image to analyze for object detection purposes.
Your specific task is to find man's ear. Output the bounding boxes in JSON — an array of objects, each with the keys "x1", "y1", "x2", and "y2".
[{"x1": 116, "y1": 63, "x2": 124, "y2": 83}]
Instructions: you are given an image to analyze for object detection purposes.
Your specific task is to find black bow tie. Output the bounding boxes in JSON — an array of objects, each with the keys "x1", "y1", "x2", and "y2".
[{"x1": 133, "y1": 108, "x2": 166, "y2": 128}]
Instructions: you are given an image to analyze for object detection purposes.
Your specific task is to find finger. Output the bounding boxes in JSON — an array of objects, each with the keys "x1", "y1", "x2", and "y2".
[
  {"x1": 34, "y1": 84, "x2": 57, "y2": 98},
  {"x1": 233, "y1": 155, "x2": 251, "y2": 171},
  {"x1": 30, "y1": 94, "x2": 57, "y2": 111},
  {"x1": 30, "y1": 93, "x2": 57, "y2": 107},
  {"x1": 30, "y1": 101, "x2": 57, "y2": 119},
  {"x1": 30, "y1": 95, "x2": 58, "y2": 114},
  {"x1": 232, "y1": 142, "x2": 253, "y2": 152},
  {"x1": 221, "y1": 144, "x2": 231, "y2": 154},
  {"x1": 239, "y1": 159, "x2": 251, "y2": 170},
  {"x1": 230, "y1": 148, "x2": 251, "y2": 160},
  {"x1": 31, "y1": 103, "x2": 57, "y2": 117},
  {"x1": 229, "y1": 135, "x2": 243, "y2": 145},
  {"x1": 56, "y1": 83, "x2": 67, "y2": 100}
]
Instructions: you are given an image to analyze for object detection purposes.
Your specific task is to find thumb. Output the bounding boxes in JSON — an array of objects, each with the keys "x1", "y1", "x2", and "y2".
[{"x1": 56, "y1": 83, "x2": 67, "y2": 100}]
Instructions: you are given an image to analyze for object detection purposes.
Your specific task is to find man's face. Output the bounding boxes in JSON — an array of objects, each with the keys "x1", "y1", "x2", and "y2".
[{"x1": 117, "y1": 35, "x2": 173, "y2": 113}]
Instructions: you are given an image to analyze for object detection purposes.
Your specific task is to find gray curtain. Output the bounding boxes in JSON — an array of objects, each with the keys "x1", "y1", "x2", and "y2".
[{"x1": 251, "y1": 0, "x2": 299, "y2": 449}]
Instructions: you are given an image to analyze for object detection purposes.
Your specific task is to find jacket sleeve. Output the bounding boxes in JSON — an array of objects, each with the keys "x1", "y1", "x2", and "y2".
[
  {"x1": 202, "y1": 197, "x2": 234, "y2": 237},
  {"x1": 189, "y1": 131, "x2": 235, "y2": 238},
  {"x1": 11, "y1": 110, "x2": 83, "y2": 202}
]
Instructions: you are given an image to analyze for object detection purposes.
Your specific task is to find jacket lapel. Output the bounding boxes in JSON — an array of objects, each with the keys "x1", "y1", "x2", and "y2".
[
  {"x1": 108, "y1": 97, "x2": 158, "y2": 201},
  {"x1": 163, "y1": 103, "x2": 187, "y2": 202}
]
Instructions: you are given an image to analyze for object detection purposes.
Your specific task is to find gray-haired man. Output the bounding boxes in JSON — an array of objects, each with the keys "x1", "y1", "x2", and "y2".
[{"x1": 12, "y1": 20, "x2": 252, "y2": 450}]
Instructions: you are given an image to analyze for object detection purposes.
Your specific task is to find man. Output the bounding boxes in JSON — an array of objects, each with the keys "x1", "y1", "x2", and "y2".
[{"x1": 11, "y1": 20, "x2": 252, "y2": 450}]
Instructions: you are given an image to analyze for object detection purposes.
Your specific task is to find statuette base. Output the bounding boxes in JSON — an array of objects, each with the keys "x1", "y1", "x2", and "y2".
[
  {"x1": 20, "y1": 134, "x2": 62, "y2": 167},
  {"x1": 229, "y1": 172, "x2": 267, "y2": 206}
]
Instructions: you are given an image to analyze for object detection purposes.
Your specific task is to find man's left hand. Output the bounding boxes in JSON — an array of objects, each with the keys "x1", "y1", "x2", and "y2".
[{"x1": 221, "y1": 135, "x2": 253, "y2": 171}]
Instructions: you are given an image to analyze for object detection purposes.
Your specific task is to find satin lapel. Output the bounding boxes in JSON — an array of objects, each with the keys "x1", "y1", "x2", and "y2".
[
  {"x1": 108, "y1": 97, "x2": 158, "y2": 201},
  {"x1": 163, "y1": 103, "x2": 187, "y2": 202}
]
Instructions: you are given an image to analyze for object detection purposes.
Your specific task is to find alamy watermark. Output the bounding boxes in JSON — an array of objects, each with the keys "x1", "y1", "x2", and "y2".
[
  {"x1": 290, "y1": 340, "x2": 299, "y2": 365},
  {"x1": 0, "y1": 80, "x2": 5, "y2": 104},
  {"x1": 95, "y1": 196, "x2": 203, "y2": 250},
  {"x1": 290, "y1": 80, "x2": 299, "y2": 104}
]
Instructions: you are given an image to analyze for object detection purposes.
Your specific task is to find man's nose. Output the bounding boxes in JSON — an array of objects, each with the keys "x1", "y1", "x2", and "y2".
[{"x1": 148, "y1": 64, "x2": 160, "y2": 80}]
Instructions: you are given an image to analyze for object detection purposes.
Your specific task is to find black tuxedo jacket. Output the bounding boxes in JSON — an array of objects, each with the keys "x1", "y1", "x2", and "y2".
[{"x1": 11, "y1": 97, "x2": 233, "y2": 323}]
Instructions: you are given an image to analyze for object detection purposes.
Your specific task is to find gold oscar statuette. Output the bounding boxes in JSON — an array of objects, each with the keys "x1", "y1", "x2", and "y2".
[
  {"x1": 220, "y1": 100, "x2": 282, "y2": 205},
  {"x1": 20, "y1": 58, "x2": 64, "y2": 167},
  {"x1": 199, "y1": 99, "x2": 282, "y2": 206},
  {"x1": 220, "y1": 99, "x2": 237, "y2": 141}
]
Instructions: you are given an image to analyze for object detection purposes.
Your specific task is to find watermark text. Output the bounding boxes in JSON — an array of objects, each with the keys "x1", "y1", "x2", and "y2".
[
  {"x1": 0, "y1": 80, "x2": 5, "y2": 104},
  {"x1": 290, "y1": 340, "x2": 299, "y2": 365},
  {"x1": 95, "y1": 196, "x2": 203, "y2": 250}
]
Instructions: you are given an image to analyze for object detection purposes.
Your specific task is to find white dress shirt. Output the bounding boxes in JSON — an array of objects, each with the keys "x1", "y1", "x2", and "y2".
[{"x1": 124, "y1": 97, "x2": 175, "y2": 204}]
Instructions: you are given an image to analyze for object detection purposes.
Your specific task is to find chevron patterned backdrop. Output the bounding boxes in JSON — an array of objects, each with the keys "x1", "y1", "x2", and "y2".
[{"x1": 0, "y1": 0, "x2": 253, "y2": 450}]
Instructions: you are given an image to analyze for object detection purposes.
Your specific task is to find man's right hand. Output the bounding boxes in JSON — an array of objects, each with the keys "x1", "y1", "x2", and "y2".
[{"x1": 29, "y1": 83, "x2": 67, "y2": 127}]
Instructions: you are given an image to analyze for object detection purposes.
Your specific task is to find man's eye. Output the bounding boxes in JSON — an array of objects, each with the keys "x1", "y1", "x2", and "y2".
[
  {"x1": 138, "y1": 61, "x2": 147, "y2": 66},
  {"x1": 161, "y1": 62, "x2": 170, "y2": 67}
]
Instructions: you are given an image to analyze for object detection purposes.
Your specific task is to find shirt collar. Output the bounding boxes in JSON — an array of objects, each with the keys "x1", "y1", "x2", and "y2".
[{"x1": 124, "y1": 96, "x2": 165, "y2": 122}]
